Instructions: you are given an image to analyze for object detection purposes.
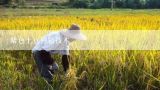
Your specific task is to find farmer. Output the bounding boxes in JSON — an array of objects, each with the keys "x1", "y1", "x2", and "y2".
[{"x1": 32, "y1": 24, "x2": 86, "y2": 84}]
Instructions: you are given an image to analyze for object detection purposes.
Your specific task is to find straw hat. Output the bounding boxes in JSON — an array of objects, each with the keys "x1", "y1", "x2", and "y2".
[{"x1": 60, "y1": 24, "x2": 86, "y2": 40}]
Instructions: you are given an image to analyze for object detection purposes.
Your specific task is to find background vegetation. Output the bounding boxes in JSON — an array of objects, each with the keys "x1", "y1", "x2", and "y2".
[{"x1": 0, "y1": 0, "x2": 160, "y2": 9}]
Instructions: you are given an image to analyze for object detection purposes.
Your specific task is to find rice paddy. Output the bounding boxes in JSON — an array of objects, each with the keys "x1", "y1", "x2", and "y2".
[{"x1": 0, "y1": 9, "x2": 160, "y2": 90}]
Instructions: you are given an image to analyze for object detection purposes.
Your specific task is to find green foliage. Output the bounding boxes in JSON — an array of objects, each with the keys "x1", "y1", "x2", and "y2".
[
  {"x1": 125, "y1": 0, "x2": 144, "y2": 8},
  {"x1": 1, "y1": 0, "x2": 160, "y2": 9},
  {"x1": 71, "y1": 0, "x2": 90, "y2": 8},
  {"x1": 70, "y1": 0, "x2": 160, "y2": 9},
  {"x1": 3, "y1": 0, "x2": 11, "y2": 5},
  {"x1": 146, "y1": 0, "x2": 160, "y2": 8},
  {"x1": 90, "y1": 0, "x2": 109, "y2": 8}
]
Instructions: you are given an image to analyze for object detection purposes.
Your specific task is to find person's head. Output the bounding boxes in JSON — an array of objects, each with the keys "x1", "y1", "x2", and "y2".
[{"x1": 60, "y1": 24, "x2": 86, "y2": 41}]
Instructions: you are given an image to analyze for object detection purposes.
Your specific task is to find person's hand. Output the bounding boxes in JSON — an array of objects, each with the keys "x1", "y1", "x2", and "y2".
[
  {"x1": 48, "y1": 62, "x2": 59, "y2": 74},
  {"x1": 64, "y1": 69, "x2": 70, "y2": 77},
  {"x1": 52, "y1": 62, "x2": 59, "y2": 71}
]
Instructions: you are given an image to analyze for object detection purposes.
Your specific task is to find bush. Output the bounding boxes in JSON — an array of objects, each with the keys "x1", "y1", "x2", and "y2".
[
  {"x1": 89, "y1": 3, "x2": 100, "y2": 9},
  {"x1": 89, "y1": 0, "x2": 104, "y2": 9},
  {"x1": 115, "y1": 0, "x2": 126, "y2": 8},
  {"x1": 89, "y1": 0, "x2": 111, "y2": 9},
  {"x1": 72, "y1": 0, "x2": 89, "y2": 8}
]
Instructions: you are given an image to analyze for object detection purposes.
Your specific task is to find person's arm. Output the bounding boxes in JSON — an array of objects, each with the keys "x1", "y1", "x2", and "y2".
[{"x1": 62, "y1": 55, "x2": 70, "y2": 72}]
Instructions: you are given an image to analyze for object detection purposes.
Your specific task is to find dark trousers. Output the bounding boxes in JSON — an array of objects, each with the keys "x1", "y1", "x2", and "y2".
[{"x1": 33, "y1": 50, "x2": 54, "y2": 80}]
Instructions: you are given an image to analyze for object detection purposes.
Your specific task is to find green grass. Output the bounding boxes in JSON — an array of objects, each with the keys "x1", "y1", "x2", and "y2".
[{"x1": 1, "y1": 8, "x2": 160, "y2": 16}]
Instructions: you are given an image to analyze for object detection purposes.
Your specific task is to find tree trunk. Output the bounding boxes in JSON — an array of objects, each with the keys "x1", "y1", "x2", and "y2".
[{"x1": 111, "y1": 0, "x2": 114, "y2": 10}]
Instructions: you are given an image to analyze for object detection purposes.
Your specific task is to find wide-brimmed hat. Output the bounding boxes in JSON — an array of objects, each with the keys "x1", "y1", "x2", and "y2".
[{"x1": 60, "y1": 24, "x2": 86, "y2": 40}]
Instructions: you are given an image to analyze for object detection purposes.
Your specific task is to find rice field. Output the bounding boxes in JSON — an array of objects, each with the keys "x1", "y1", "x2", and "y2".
[
  {"x1": 0, "y1": 9, "x2": 160, "y2": 90},
  {"x1": 1, "y1": 15, "x2": 160, "y2": 30}
]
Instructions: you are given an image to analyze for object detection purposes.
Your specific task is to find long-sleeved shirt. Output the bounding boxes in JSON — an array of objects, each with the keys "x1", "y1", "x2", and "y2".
[{"x1": 32, "y1": 31, "x2": 69, "y2": 55}]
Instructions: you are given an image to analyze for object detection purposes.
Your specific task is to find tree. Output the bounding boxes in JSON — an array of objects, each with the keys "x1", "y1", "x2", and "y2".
[
  {"x1": 115, "y1": 0, "x2": 126, "y2": 8},
  {"x1": 111, "y1": 0, "x2": 116, "y2": 10},
  {"x1": 146, "y1": 0, "x2": 160, "y2": 8},
  {"x1": 4, "y1": 0, "x2": 11, "y2": 5},
  {"x1": 69, "y1": 0, "x2": 76, "y2": 4},
  {"x1": 72, "y1": 0, "x2": 90, "y2": 8}
]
